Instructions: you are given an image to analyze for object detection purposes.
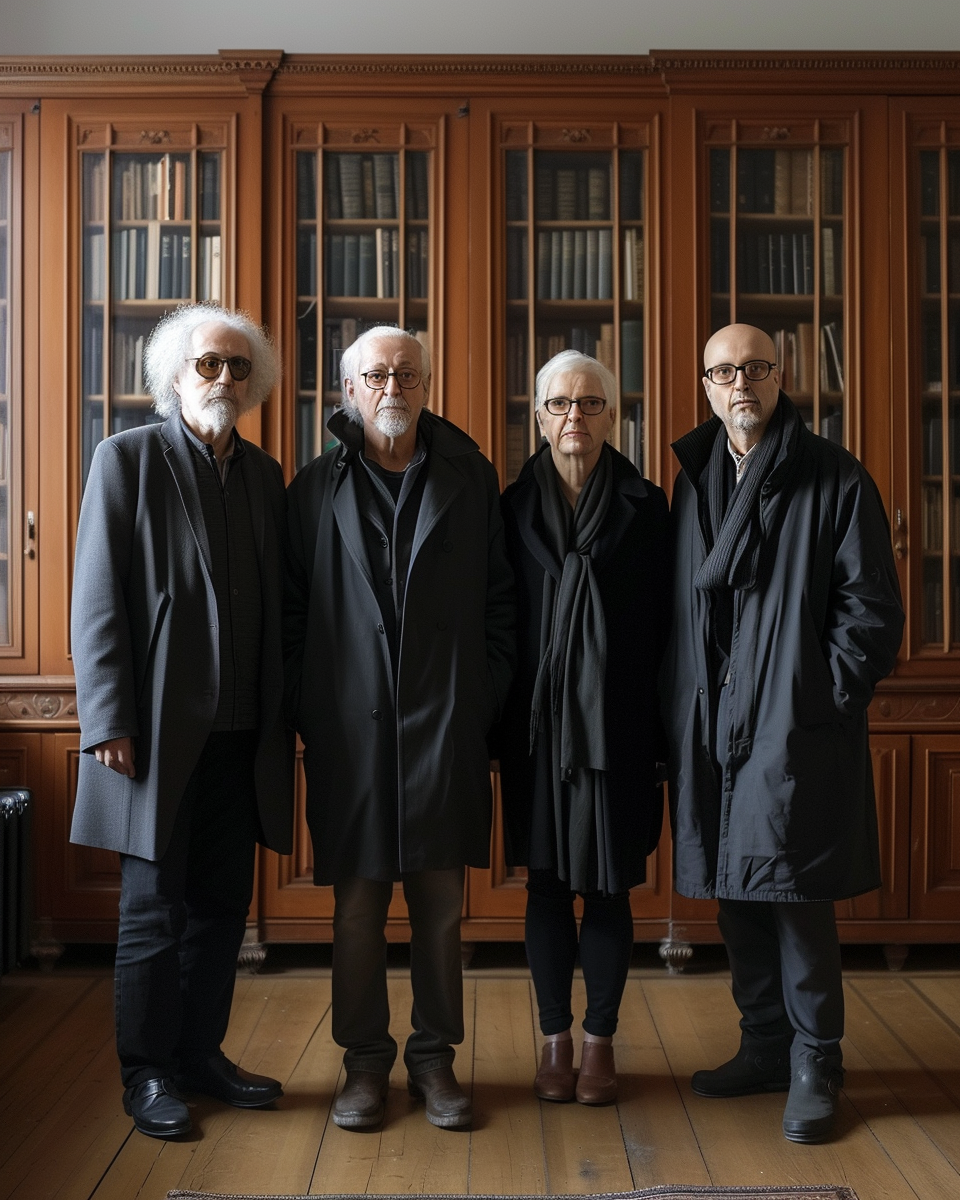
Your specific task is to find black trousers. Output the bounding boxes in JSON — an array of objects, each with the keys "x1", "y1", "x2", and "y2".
[
  {"x1": 717, "y1": 897, "x2": 844, "y2": 1061},
  {"x1": 524, "y1": 866, "x2": 634, "y2": 1038},
  {"x1": 331, "y1": 867, "x2": 465, "y2": 1076},
  {"x1": 114, "y1": 731, "x2": 259, "y2": 1089}
]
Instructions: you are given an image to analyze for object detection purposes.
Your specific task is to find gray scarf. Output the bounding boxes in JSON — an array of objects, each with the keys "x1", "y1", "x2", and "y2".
[{"x1": 530, "y1": 446, "x2": 615, "y2": 894}]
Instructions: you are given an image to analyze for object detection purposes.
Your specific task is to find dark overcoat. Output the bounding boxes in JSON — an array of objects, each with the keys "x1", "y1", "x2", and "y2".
[
  {"x1": 661, "y1": 395, "x2": 904, "y2": 902},
  {"x1": 70, "y1": 417, "x2": 294, "y2": 861},
  {"x1": 498, "y1": 443, "x2": 670, "y2": 892},
  {"x1": 285, "y1": 409, "x2": 515, "y2": 885}
]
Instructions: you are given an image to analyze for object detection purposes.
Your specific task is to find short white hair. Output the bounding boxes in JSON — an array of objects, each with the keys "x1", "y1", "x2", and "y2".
[
  {"x1": 339, "y1": 325, "x2": 431, "y2": 423},
  {"x1": 144, "y1": 303, "x2": 281, "y2": 418},
  {"x1": 534, "y1": 349, "x2": 617, "y2": 412}
]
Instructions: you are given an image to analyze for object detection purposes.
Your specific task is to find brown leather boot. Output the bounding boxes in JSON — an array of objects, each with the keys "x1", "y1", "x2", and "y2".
[
  {"x1": 534, "y1": 1038, "x2": 575, "y2": 1102},
  {"x1": 576, "y1": 1039, "x2": 617, "y2": 1105}
]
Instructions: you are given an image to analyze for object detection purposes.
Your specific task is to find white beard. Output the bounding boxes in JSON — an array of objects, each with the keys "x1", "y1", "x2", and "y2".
[
  {"x1": 374, "y1": 403, "x2": 413, "y2": 438},
  {"x1": 203, "y1": 393, "x2": 240, "y2": 439}
]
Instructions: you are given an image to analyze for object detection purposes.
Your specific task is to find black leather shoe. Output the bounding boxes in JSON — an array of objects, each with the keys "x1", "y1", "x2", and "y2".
[
  {"x1": 407, "y1": 1065, "x2": 472, "y2": 1129},
  {"x1": 332, "y1": 1070, "x2": 390, "y2": 1129},
  {"x1": 123, "y1": 1078, "x2": 191, "y2": 1139},
  {"x1": 782, "y1": 1050, "x2": 844, "y2": 1144},
  {"x1": 175, "y1": 1052, "x2": 282, "y2": 1109},
  {"x1": 691, "y1": 1038, "x2": 792, "y2": 1097}
]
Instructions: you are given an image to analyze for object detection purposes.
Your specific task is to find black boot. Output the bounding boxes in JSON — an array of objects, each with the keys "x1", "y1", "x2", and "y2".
[
  {"x1": 691, "y1": 1037, "x2": 792, "y2": 1098},
  {"x1": 782, "y1": 1049, "x2": 844, "y2": 1143}
]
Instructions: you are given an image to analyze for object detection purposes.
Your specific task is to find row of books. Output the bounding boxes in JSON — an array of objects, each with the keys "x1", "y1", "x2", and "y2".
[
  {"x1": 536, "y1": 229, "x2": 613, "y2": 300},
  {"x1": 318, "y1": 230, "x2": 428, "y2": 299},
  {"x1": 515, "y1": 318, "x2": 643, "y2": 392},
  {"x1": 919, "y1": 151, "x2": 960, "y2": 219},
  {"x1": 535, "y1": 163, "x2": 610, "y2": 222},
  {"x1": 85, "y1": 153, "x2": 221, "y2": 225},
  {"x1": 712, "y1": 226, "x2": 841, "y2": 296},
  {"x1": 622, "y1": 229, "x2": 644, "y2": 301},
  {"x1": 921, "y1": 486, "x2": 960, "y2": 553},
  {"x1": 305, "y1": 152, "x2": 429, "y2": 222},
  {"x1": 922, "y1": 318, "x2": 960, "y2": 390},
  {"x1": 772, "y1": 321, "x2": 844, "y2": 395},
  {"x1": 711, "y1": 148, "x2": 844, "y2": 217},
  {"x1": 112, "y1": 329, "x2": 147, "y2": 396},
  {"x1": 919, "y1": 232, "x2": 960, "y2": 294},
  {"x1": 108, "y1": 228, "x2": 193, "y2": 301},
  {"x1": 920, "y1": 409, "x2": 960, "y2": 476}
]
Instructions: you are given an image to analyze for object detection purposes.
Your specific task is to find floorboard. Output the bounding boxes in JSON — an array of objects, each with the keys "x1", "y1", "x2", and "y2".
[{"x1": 0, "y1": 951, "x2": 958, "y2": 1199}]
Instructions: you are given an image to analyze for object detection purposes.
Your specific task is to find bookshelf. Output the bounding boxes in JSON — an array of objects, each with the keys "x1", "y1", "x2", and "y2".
[
  {"x1": 80, "y1": 131, "x2": 228, "y2": 488},
  {"x1": 707, "y1": 135, "x2": 847, "y2": 446},
  {"x1": 292, "y1": 139, "x2": 433, "y2": 471},
  {"x1": 501, "y1": 127, "x2": 651, "y2": 485},
  {"x1": 915, "y1": 144, "x2": 960, "y2": 649}
]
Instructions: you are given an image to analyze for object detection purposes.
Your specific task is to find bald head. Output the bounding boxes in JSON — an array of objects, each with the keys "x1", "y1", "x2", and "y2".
[{"x1": 703, "y1": 324, "x2": 777, "y2": 373}]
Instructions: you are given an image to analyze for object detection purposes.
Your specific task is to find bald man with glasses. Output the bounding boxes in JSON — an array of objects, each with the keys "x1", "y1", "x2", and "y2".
[
  {"x1": 661, "y1": 323, "x2": 903, "y2": 1144},
  {"x1": 71, "y1": 304, "x2": 294, "y2": 1140}
]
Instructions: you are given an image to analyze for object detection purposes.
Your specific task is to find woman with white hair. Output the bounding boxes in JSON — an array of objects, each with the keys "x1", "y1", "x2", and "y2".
[{"x1": 498, "y1": 350, "x2": 669, "y2": 1106}]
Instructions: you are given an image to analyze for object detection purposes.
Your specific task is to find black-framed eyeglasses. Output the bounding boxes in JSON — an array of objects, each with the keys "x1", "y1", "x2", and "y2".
[
  {"x1": 704, "y1": 360, "x2": 777, "y2": 386},
  {"x1": 542, "y1": 395, "x2": 607, "y2": 417},
  {"x1": 188, "y1": 355, "x2": 253, "y2": 382},
  {"x1": 360, "y1": 368, "x2": 422, "y2": 390}
]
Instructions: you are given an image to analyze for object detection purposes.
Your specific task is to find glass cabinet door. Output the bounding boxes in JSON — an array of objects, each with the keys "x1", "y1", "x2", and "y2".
[
  {"x1": 291, "y1": 124, "x2": 437, "y2": 472},
  {"x1": 913, "y1": 132, "x2": 960, "y2": 650},
  {"x1": 500, "y1": 122, "x2": 653, "y2": 485},
  {"x1": 706, "y1": 120, "x2": 849, "y2": 444},
  {"x1": 78, "y1": 121, "x2": 230, "y2": 488},
  {"x1": 0, "y1": 118, "x2": 18, "y2": 652}
]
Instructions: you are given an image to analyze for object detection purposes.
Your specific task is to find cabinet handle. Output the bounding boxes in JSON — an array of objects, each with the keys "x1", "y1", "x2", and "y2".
[
  {"x1": 25, "y1": 510, "x2": 36, "y2": 559},
  {"x1": 893, "y1": 507, "x2": 906, "y2": 560}
]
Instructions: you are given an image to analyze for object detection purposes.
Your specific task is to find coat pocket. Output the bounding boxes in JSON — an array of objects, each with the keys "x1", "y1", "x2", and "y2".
[{"x1": 136, "y1": 590, "x2": 171, "y2": 706}]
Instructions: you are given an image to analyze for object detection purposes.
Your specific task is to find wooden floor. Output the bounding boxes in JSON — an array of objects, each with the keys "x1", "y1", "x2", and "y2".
[{"x1": 1, "y1": 945, "x2": 959, "y2": 1200}]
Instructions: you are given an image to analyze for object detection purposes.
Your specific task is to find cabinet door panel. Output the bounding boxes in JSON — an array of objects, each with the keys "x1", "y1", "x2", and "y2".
[{"x1": 911, "y1": 734, "x2": 960, "y2": 920}]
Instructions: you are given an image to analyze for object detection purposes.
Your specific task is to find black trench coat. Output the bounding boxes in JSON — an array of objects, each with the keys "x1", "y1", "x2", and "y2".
[
  {"x1": 285, "y1": 409, "x2": 515, "y2": 885},
  {"x1": 497, "y1": 443, "x2": 670, "y2": 894},
  {"x1": 661, "y1": 396, "x2": 904, "y2": 903}
]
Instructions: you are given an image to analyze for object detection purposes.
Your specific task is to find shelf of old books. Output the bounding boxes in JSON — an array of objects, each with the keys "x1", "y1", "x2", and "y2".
[
  {"x1": 916, "y1": 146, "x2": 960, "y2": 648},
  {"x1": 708, "y1": 141, "x2": 846, "y2": 447},
  {"x1": 80, "y1": 140, "x2": 224, "y2": 488},
  {"x1": 294, "y1": 145, "x2": 432, "y2": 471},
  {"x1": 502, "y1": 137, "x2": 648, "y2": 485}
]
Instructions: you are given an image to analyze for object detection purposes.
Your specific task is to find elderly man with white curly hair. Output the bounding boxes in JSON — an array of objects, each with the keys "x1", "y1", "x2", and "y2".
[{"x1": 70, "y1": 303, "x2": 294, "y2": 1140}]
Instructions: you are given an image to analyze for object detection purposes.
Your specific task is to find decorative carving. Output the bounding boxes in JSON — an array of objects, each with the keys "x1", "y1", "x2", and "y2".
[
  {"x1": 659, "y1": 935, "x2": 693, "y2": 975},
  {"x1": 0, "y1": 690, "x2": 78, "y2": 725},
  {"x1": 561, "y1": 128, "x2": 592, "y2": 143},
  {"x1": 871, "y1": 690, "x2": 960, "y2": 726},
  {"x1": 139, "y1": 130, "x2": 171, "y2": 144},
  {"x1": 238, "y1": 942, "x2": 267, "y2": 973},
  {"x1": 762, "y1": 127, "x2": 791, "y2": 140},
  {"x1": 351, "y1": 129, "x2": 380, "y2": 144}
]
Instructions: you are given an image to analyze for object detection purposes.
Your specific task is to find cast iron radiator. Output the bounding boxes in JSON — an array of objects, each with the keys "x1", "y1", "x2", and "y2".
[{"x1": 0, "y1": 788, "x2": 32, "y2": 973}]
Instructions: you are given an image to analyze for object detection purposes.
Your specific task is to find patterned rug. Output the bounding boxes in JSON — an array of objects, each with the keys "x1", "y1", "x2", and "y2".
[{"x1": 167, "y1": 1187, "x2": 859, "y2": 1200}]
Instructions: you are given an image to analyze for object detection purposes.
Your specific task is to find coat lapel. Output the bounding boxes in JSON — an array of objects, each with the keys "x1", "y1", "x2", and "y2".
[
  {"x1": 160, "y1": 417, "x2": 213, "y2": 585},
  {"x1": 410, "y1": 446, "x2": 465, "y2": 566},
  {"x1": 331, "y1": 457, "x2": 378, "y2": 594}
]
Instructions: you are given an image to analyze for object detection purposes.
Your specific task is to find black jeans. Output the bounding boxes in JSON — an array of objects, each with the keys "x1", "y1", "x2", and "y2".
[
  {"x1": 524, "y1": 866, "x2": 634, "y2": 1038},
  {"x1": 717, "y1": 897, "x2": 844, "y2": 1060},
  {"x1": 114, "y1": 731, "x2": 259, "y2": 1088}
]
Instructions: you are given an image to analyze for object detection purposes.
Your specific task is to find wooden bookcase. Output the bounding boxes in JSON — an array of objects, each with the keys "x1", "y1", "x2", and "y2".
[{"x1": 1, "y1": 53, "x2": 959, "y2": 966}]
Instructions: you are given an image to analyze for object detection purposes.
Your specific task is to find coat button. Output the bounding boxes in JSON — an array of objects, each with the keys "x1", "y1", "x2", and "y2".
[
  {"x1": 377, "y1": 623, "x2": 385, "y2": 634},
  {"x1": 385, "y1": 576, "x2": 393, "y2": 586},
  {"x1": 371, "y1": 709, "x2": 383, "y2": 720},
  {"x1": 379, "y1": 535, "x2": 388, "y2": 548},
  {"x1": 698, "y1": 687, "x2": 704, "y2": 695}
]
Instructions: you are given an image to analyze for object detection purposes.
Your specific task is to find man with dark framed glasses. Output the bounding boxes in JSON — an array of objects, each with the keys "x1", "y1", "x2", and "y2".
[
  {"x1": 661, "y1": 322, "x2": 903, "y2": 1144},
  {"x1": 71, "y1": 303, "x2": 294, "y2": 1140},
  {"x1": 286, "y1": 324, "x2": 514, "y2": 1132}
]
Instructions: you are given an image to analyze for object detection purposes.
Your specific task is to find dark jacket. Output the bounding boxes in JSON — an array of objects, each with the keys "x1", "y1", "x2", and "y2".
[
  {"x1": 70, "y1": 417, "x2": 294, "y2": 861},
  {"x1": 285, "y1": 408, "x2": 516, "y2": 885},
  {"x1": 498, "y1": 443, "x2": 670, "y2": 892},
  {"x1": 661, "y1": 395, "x2": 904, "y2": 902}
]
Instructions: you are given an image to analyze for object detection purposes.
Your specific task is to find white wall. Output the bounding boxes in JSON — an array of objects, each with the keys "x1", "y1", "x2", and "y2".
[{"x1": 0, "y1": 0, "x2": 958, "y2": 56}]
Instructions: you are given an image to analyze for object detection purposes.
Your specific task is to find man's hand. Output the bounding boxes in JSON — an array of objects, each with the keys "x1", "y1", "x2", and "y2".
[{"x1": 93, "y1": 737, "x2": 136, "y2": 778}]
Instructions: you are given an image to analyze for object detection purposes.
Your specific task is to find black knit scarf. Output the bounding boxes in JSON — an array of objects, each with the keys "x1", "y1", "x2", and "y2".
[
  {"x1": 529, "y1": 446, "x2": 615, "y2": 894},
  {"x1": 695, "y1": 399, "x2": 786, "y2": 592}
]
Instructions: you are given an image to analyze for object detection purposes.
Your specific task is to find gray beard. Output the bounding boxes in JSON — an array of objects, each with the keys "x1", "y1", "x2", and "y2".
[
  {"x1": 204, "y1": 395, "x2": 239, "y2": 439},
  {"x1": 374, "y1": 405, "x2": 413, "y2": 438}
]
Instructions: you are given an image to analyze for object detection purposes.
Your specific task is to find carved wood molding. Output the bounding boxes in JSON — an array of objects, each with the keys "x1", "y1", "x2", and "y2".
[
  {"x1": 0, "y1": 680, "x2": 78, "y2": 727},
  {"x1": 274, "y1": 56, "x2": 658, "y2": 79},
  {"x1": 651, "y1": 53, "x2": 960, "y2": 73}
]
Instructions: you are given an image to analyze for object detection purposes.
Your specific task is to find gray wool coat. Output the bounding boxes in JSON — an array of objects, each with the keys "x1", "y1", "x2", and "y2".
[
  {"x1": 285, "y1": 409, "x2": 516, "y2": 885},
  {"x1": 70, "y1": 417, "x2": 294, "y2": 861}
]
